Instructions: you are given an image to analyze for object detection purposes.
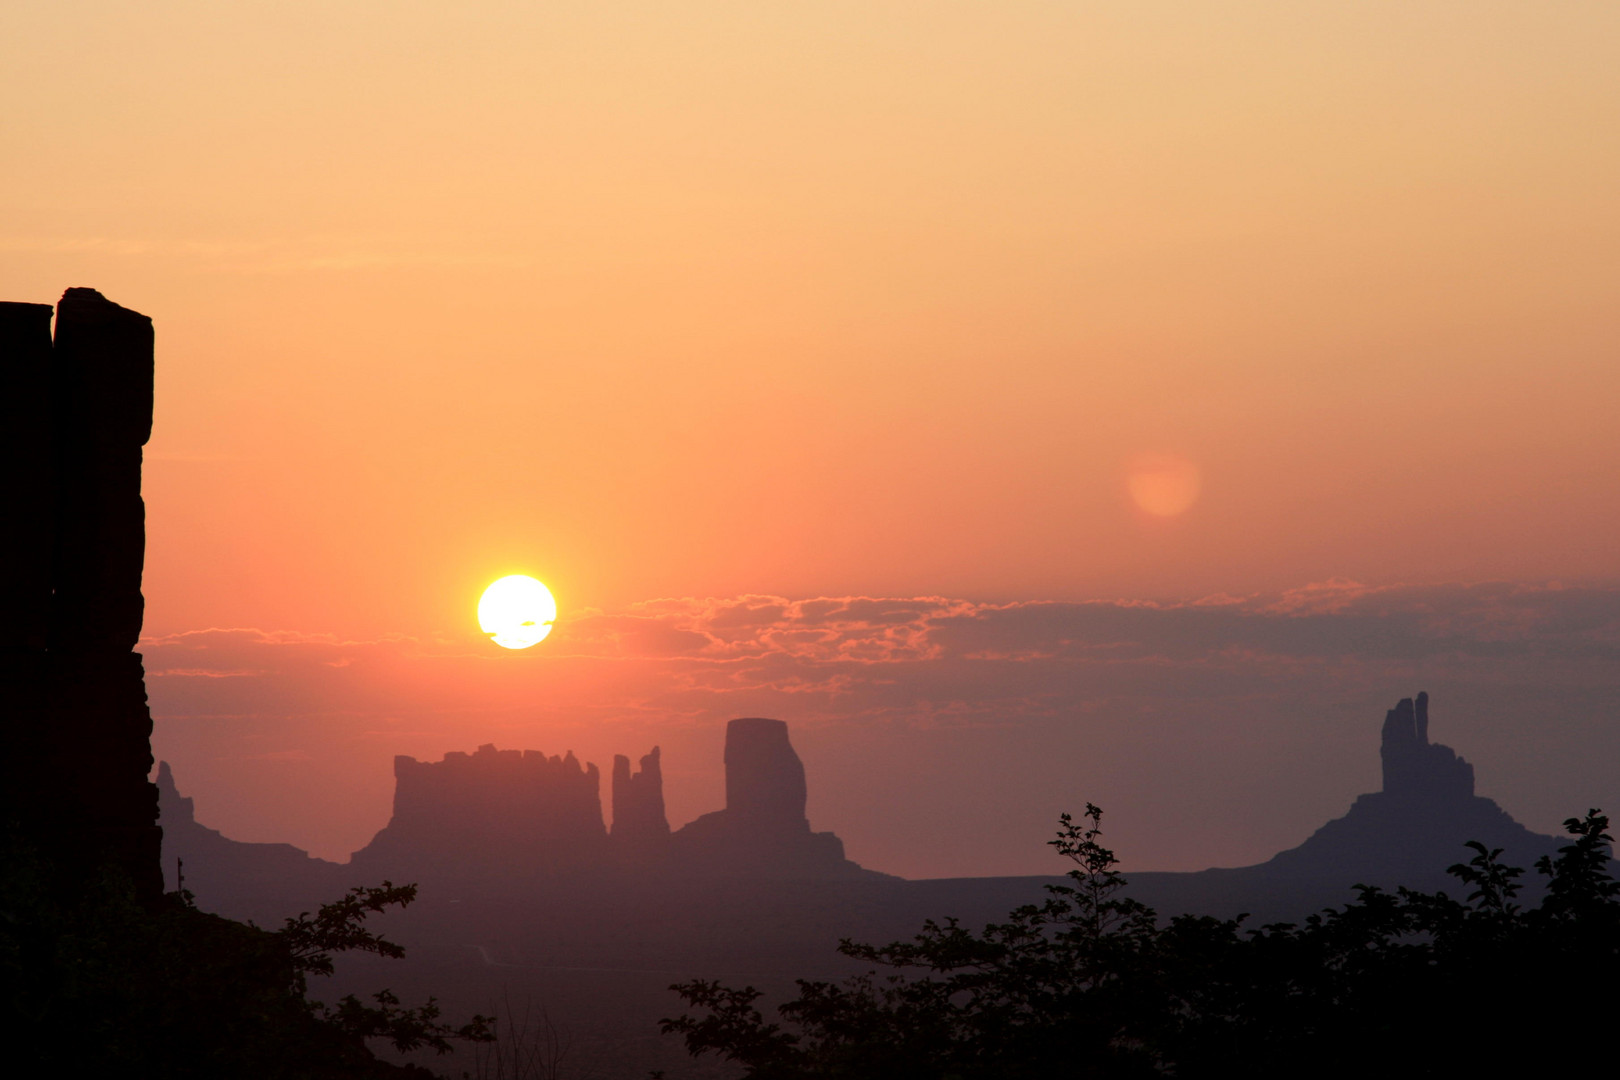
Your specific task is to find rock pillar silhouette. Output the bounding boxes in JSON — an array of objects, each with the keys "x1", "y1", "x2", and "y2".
[
  {"x1": 0, "y1": 288, "x2": 161, "y2": 900},
  {"x1": 1379, "y1": 691, "x2": 1474, "y2": 802},
  {"x1": 725, "y1": 717, "x2": 810, "y2": 835},
  {"x1": 611, "y1": 746, "x2": 670, "y2": 843}
]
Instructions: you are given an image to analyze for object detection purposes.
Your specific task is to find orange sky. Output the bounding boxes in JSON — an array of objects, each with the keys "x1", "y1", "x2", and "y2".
[{"x1": 4, "y1": 3, "x2": 1618, "y2": 874}]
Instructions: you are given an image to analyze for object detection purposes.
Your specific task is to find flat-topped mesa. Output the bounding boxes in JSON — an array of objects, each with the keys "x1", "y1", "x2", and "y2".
[
  {"x1": 352, "y1": 744, "x2": 606, "y2": 874},
  {"x1": 611, "y1": 746, "x2": 670, "y2": 843},
  {"x1": 1380, "y1": 691, "x2": 1475, "y2": 800}
]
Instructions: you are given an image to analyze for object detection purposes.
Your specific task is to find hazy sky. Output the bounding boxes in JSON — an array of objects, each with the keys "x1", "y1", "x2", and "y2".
[
  {"x1": 4, "y1": 3, "x2": 1617, "y2": 875},
  {"x1": 144, "y1": 584, "x2": 1620, "y2": 877}
]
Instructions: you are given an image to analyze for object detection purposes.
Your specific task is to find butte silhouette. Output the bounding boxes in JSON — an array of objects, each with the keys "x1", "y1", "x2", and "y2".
[
  {"x1": 159, "y1": 689, "x2": 1567, "y2": 931},
  {"x1": 1, "y1": 290, "x2": 163, "y2": 900},
  {"x1": 1121, "y1": 690, "x2": 1567, "y2": 920}
]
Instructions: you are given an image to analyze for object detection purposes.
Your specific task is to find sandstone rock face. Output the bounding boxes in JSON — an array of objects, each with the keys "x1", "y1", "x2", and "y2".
[
  {"x1": 352, "y1": 744, "x2": 608, "y2": 878},
  {"x1": 611, "y1": 746, "x2": 670, "y2": 843},
  {"x1": 0, "y1": 289, "x2": 161, "y2": 900}
]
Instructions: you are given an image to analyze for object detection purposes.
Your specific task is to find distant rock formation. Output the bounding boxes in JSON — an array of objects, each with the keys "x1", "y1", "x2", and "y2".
[
  {"x1": 157, "y1": 761, "x2": 342, "y2": 923},
  {"x1": 726, "y1": 718, "x2": 810, "y2": 833},
  {"x1": 671, "y1": 718, "x2": 876, "y2": 879},
  {"x1": 162, "y1": 715, "x2": 881, "y2": 907},
  {"x1": 339, "y1": 719, "x2": 880, "y2": 883},
  {"x1": 350, "y1": 743, "x2": 608, "y2": 880},
  {"x1": 611, "y1": 746, "x2": 670, "y2": 844},
  {"x1": 341, "y1": 720, "x2": 882, "y2": 885},
  {"x1": 152, "y1": 722, "x2": 888, "y2": 928},
  {"x1": 1381, "y1": 691, "x2": 1475, "y2": 799},
  {"x1": 1127, "y1": 691, "x2": 1565, "y2": 922},
  {"x1": 0, "y1": 289, "x2": 162, "y2": 900},
  {"x1": 149, "y1": 690, "x2": 1576, "y2": 945}
]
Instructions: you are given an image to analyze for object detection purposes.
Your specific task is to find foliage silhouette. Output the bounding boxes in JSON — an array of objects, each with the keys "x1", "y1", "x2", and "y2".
[
  {"x1": 282, "y1": 882, "x2": 493, "y2": 1056},
  {"x1": 0, "y1": 835, "x2": 490, "y2": 1077},
  {"x1": 664, "y1": 806, "x2": 1619, "y2": 1078}
]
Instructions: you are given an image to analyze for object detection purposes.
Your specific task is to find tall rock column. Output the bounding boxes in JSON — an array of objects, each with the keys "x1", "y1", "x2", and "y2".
[
  {"x1": 668, "y1": 718, "x2": 874, "y2": 878},
  {"x1": 0, "y1": 289, "x2": 161, "y2": 899},
  {"x1": 725, "y1": 718, "x2": 810, "y2": 834},
  {"x1": 611, "y1": 746, "x2": 670, "y2": 843},
  {"x1": 48, "y1": 288, "x2": 154, "y2": 653}
]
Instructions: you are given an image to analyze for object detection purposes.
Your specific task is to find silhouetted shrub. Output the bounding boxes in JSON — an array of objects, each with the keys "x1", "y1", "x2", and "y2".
[
  {"x1": 0, "y1": 839, "x2": 488, "y2": 1077},
  {"x1": 664, "y1": 805, "x2": 1619, "y2": 1078}
]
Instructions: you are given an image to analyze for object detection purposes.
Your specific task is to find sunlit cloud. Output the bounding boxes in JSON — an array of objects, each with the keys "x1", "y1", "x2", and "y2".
[
  {"x1": 142, "y1": 583, "x2": 1620, "y2": 874},
  {"x1": 142, "y1": 583, "x2": 1620, "y2": 724}
]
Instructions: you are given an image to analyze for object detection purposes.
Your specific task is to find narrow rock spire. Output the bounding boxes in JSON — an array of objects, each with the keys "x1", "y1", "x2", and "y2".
[
  {"x1": 612, "y1": 746, "x2": 670, "y2": 842},
  {"x1": 1380, "y1": 691, "x2": 1474, "y2": 800}
]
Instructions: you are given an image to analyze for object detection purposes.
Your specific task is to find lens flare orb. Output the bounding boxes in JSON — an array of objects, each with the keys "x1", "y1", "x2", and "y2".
[
  {"x1": 478, "y1": 575, "x2": 557, "y2": 649},
  {"x1": 1127, "y1": 454, "x2": 1202, "y2": 517}
]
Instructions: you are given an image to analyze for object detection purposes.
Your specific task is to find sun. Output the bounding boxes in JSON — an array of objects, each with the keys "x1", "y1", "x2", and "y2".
[{"x1": 478, "y1": 575, "x2": 557, "y2": 649}]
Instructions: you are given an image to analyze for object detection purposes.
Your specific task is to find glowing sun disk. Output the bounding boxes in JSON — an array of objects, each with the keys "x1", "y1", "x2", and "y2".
[{"x1": 478, "y1": 575, "x2": 557, "y2": 649}]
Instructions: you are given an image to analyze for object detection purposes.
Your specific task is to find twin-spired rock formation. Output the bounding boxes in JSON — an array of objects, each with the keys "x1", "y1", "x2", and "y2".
[
  {"x1": 341, "y1": 718, "x2": 877, "y2": 883},
  {"x1": 1380, "y1": 691, "x2": 1475, "y2": 800},
  {"x1": 0, "y1": 289, "x2": 162, "y2": 900},
  {"x1": 1264, "y1": 690, "x2": 1553, "y2": 888},
  {"x1": 1127, "y1": 691, "x2": 1565, "y2": 921},
  {"x1": 611, "y1": 746, "x2": 670, "y2": 845}
]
